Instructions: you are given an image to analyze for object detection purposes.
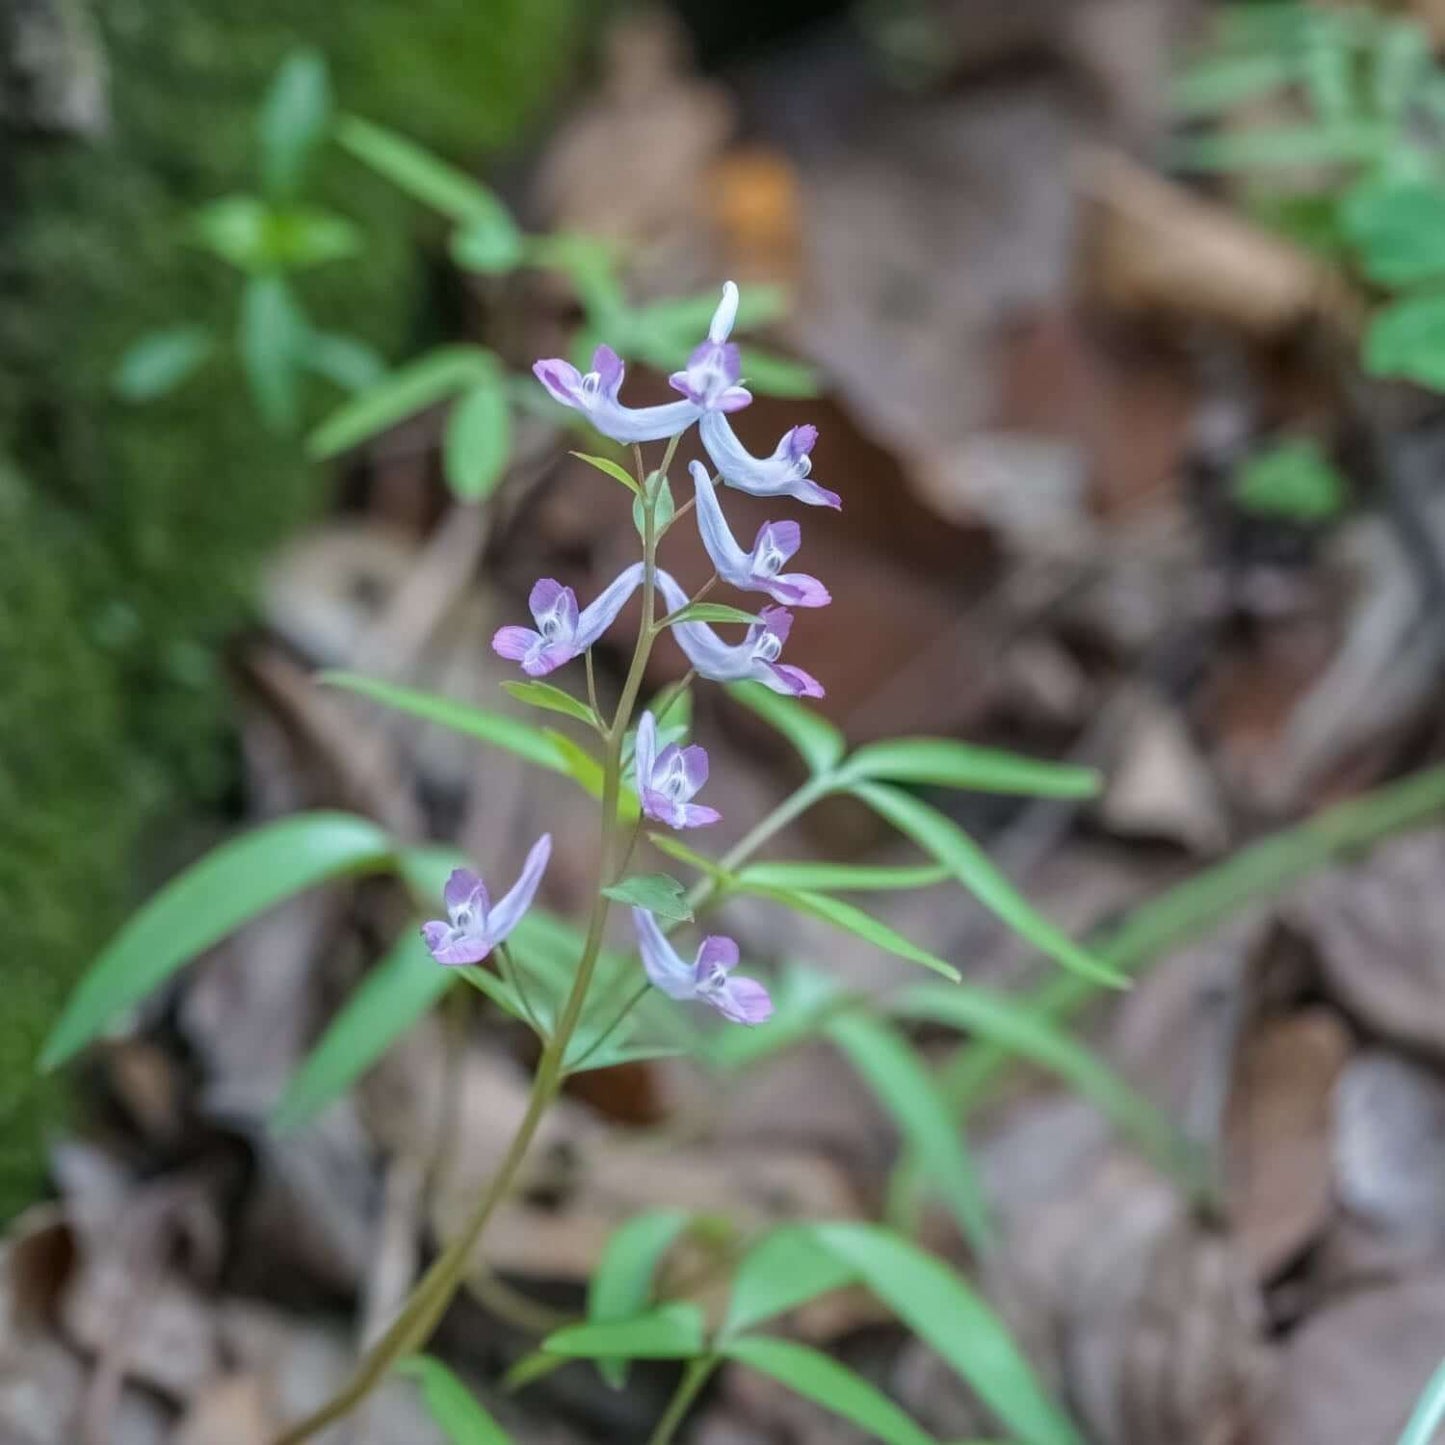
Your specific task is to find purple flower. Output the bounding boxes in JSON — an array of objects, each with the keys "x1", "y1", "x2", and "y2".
[
  {"x1": 690, "y1": 462, "x2": 830, "y2": 608},
  {"x1": 700, "y1": 416, "x2": 840, "y2": 510},
  {"x1": 657, "y1": 572, "x2": 824, "y2": 698},
  {"x1": 634, "y1": 709, "x2": 720, "y2": 830},
  {"x1": 421, "y1": 835, "x2": 552, "y2": 966},
  {"x1": 534, "y1": 344, "x2": 700, "y2": 444},
  {"x1": 493, "y1": 564, "x2": 645, "y2": 677},
  {"x1": 632, "y1": 908, "x2": 773, "y2": 1024},
  {"x1": 668, "y1": 281, "x2": 752, "y2": 414}
]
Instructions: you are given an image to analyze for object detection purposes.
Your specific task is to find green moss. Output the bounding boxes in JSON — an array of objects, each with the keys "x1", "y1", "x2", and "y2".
[{"x1": 0, "y1": 0, "x2": 582, "y2": 1219}]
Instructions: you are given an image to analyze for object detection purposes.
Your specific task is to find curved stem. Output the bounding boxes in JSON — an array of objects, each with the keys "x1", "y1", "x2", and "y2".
[{"x1": 648, "y1": 1358, "x2": 717, "y2": 1445}]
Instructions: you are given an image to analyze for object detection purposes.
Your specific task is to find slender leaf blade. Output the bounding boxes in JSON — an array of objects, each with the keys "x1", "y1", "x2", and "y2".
[
  {"x1": 258, "y1": 48, "x2": 331, "y2": 199},
  {"x1": 571, "y1": 450, "x2": 641, "y2": 495},
  {"x1": 501, "y1": 680, "x2": 597, "y2": 728},
  {"x1": 722, "y1": 1225, "x2": 859, "y2": 1338},
  {"x1": 666, "y1": 603, "x2": 761, "y2": 626},
  {"x1": 444, "y1": 374, "x2": 511, "y2": 502},
  {"x1": 602, "y1": 873, "x2": 693, "y2": 922},
  {"x1": 839, "y1": 738, "x2": 1101, "y2": 800},
  {"x1": 1398, "y1": 1355, "x2": 1445, "y2": 1445},
  {"x1": 113, "y1": 328, "x2": 214, "y2": 401},
  {"x1": 42, "y1": 813, "x2": 394, "y2": 1069},
  {"x1": 541, "y1": 1303, "x2": 705, "y2": 1360},
  {"x1": 398, "y1": 1356, "x2": 513, "y2": 1444},
  {"x1": 588, "y1": 1210, "x2": 691, "y2": 1387},
  {"x1": 738, "y1": 860, "x2": 950, "y2": 893}
]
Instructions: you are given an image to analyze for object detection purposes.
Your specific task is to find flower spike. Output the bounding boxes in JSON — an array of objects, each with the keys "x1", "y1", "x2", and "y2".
[
  {"x1": 689, "y1": 462, "x2": 830, "y2": 608},
  {"x1": 493, "y1": 563, "x2": 645, "y2": 677},
  {"x1": 632, "y1": 908, "x2": 773, "y2": 1024},
  {"x1": 634, "y1": 709, "x2": 720, "y2": 830},
  {"x1": 534, "y1": 344, "x2": 700, "y2": 444},
  {"x1": 700, "y1": 416, "x2": 840, "y2": 510},
  {"x1": 656, "y1": 572, "x2": 824, "y2": 698},
  {"x1": 669, "y1": 281, "x2": 752, "y2": 414},
  {"x1": 422, "y1": 835, "x2": 552, "y2": 966}
]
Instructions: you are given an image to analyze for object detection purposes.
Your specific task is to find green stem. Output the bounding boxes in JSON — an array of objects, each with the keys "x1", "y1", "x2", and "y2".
[
  {"x1": 272, "y1": 453, "x2": 667, "y2": 1445},
  {"x1": 648, "y1": 1358, "x2": 717, "y2": 1445}
]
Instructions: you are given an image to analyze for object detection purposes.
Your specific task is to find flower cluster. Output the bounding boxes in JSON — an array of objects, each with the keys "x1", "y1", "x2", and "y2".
[{"x1": 427, "y1": 284, "x2": 831, "y2": 1027}]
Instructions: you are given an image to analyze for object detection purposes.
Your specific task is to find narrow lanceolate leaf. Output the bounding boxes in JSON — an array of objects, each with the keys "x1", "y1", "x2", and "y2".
[
  {"x1": 239, "y1": 274, "x2": 305, "y2": 433},
  {"x1": 113, "y1": 327, "x2": 214, "y2": 401},
  {"x1": 602, "y1": 873, "x2": 693, "y2": 922},
  {"x1": 737, "y1": 860, "x2": 950, "y2": 894},
  {"x1": 321, "y1": 673, "x2": 567, "y2": 774},
  {"x1": 665, "y1": 603, "x2": 761, "y2": 627},
  {"x1": 720, "y1": 1337, "x2": 937, "y2": 1445},
  {"x1": 588, "y1": 1210, "x2": 692, "y2": 1387},
  {"x1": 647, "y1": 833, "x2": 736, "y2": 886},
  {"x1": 272, "y1": 931, "x2": 453, "y2": 1133},
  {"x1": 257, "y1": 48, "x2": 331, "y2": 200},
  {"x1": 398, "y1": 1356, "x2": 513, "y2": 1445},
  {"x1": 728, "y1": 682, "x2": 845, "y2": 775},
  {"x1": 721, "y1": 1225, "x2": 859, "y2": 1338},
  {"x1": 887, "y1": 983, "x2": 1193, "y2": 1186},
  {"x1": 444, "y1": 374, "x2": 511, "y2": 502},
  {"x1": 501, "y1": 680, "x2": 598, "y2": 729},
  {"x1": 571, "y1": 450, "x2": 641, "y2": 495},
  {"x1": 810, "y1": 1224, "x2": 1085, "y2": 1445},
  {"x1": 851, "y1": 782, "x2": 1125, "y2": 988},
  {"x1": 838, "y1": 737, "x2": 1101, "y2": 800},
  {"x1": 541, "y1": 1303, "x2": 705, "y2": 1360},
  {"x1": 41, "y1": 813, "x2": 394, "y2": 1069},
  {"x1": 827, "y1": 1013, "x2": 991, "y2": 1252},
  {"x1": 739, "y1": 882, "x2": 960, "y2": 983},
  {"x1": 308, "y1": 346, "x2": 495, "y2": 457}
]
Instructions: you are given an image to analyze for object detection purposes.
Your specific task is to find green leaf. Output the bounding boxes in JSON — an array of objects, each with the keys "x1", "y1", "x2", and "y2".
[
  {"x1": 257, "y1": 48, "x2": 331, "y2": 200},
  {"x1": 1398, "y1": 1354, "x2": 1445, "y2": 1445},
  {"x1": 722, "y1": 1225, "x2": 859, "y2": 1337},
  {"x1": 272, "y1": 931, "x2": 452, "y2": 1133},
  {"x1": 633, "y1": 473, "x2": 674, "y2": 538},
  {"x1": 337, "y1": 115, "x2": 521, "y2": 241},
  {"x1": 308, "y1": 346, "x2": 494, "y2": 457},
  {"x1": 1170, "y1": 50, "x2": 1297, "y2": 117},
  {"x1": 720, "y1": 1337, "x2": 937, "y2": 1445},
  {"x1": 191, "y1": 194, "x2": 273, "y2": 271},
  {"x1": 571, "y1": 450, "x2": 640, "y2": 495},
  {"x1": 321, "y1": 672, "x2": 567, "y2": 774},
  {"x1": 665, "y1": 602, "x2": 761, "y2": 627},
  {"x1": 397, "y1": 1356, "x2": 513, "y2": 1444},
  {"x1": 646, "y1": 833, "x2": 735, "y2": 885},
  {"x1": 501, "y1": 681, "x2": 597, "y2": 728},
  {"x1": 239, "y1": 274, "x2": 305, "y2": 433},
  {"x1": 1173, "y1": 122, "x2": 1388, "y2": 172},
  {"x1": 1341, "y1": 178, "x2": 1445, "y2": 284},
  {"x1": 602, "y1": 873, "x2": 693, "y2": 922},
  {"x1": 811, "y1": 1224, "x2": 1084, "y2": 1445},
  {"x1": 1365, "y1": 293, "x2": 1445, "y2": 388},
  {"x1": 261, "y1": 207, "x2": 365, "y2": 270},
  {"x1": 541, "y1": 1303, "x2": 705, "y2": 1360},
  {"x1": 304, "y1": 331, "x2": 387, "y2": 393},
  {"x1": 739, "y1": 882, "x2": 960, "y2": 982},
  {"x1": 728, "y1": 682, "x2": 845, "y2": 775},
  {"x1": 41, "y1": 813, "x2": 394, "y2": 1069},
  {"x1": 588, "y1": 1210, "x2": 692, "y2": 1387},
  {"x1": 113, "y1": 328, "x2": 214, "y2": 401},
  {"x1": 738, "y1": 860, "x2": 949, "y2": 893},
  {"x1": 838, "y1": 738, "x2": 1102, "y2": 799},
  {"x1": 851, "y1": 782, "x2": 1125, "y2": 988},
  {"x1": 1231, "y1": 439, "x2": 1347, "y2": 523},
  {"x1": 827, "y1": 1013, "x2": 991, "y2": 1252},
  {"x1": 888, "y1": 983, "x2": 1193, "y2": 1185},
  {"x1": 737, "y1": 348, "x2": 821, "y2": 399},
  {"x1": 444, "y1": 375, "x2": 511, "y2": 502},
  {"x1": 450, "y1": 218, "x2": 525, "y2": 275}
]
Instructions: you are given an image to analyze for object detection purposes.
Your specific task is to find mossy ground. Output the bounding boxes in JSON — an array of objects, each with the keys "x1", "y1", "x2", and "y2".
[{"x1": 0, "y1": 0, "x2": 581, "y2": 1219}]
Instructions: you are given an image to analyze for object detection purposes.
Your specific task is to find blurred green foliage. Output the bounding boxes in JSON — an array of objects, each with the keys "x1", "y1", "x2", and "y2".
[
  {"x1": 1231, "y1": 437, "x2": 1349, "y2": 523},
  {"x1": 0, "y1": 0, "x2": 581, "y2": 1219}
]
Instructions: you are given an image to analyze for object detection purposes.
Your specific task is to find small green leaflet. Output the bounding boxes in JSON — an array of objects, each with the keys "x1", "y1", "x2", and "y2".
[
  {"x1": 720, "y1": 1337, "x2": 937, "y2": 1445},
  {"x1": 738, "y1": 881, "x2": 961, "y2": 982},
  {"x1": 1340, "y1": 177, "x2": 1445, "y2": 285},
  {"x1": 572, "y1": 450, "x2": 641, "y2": 496},
  {"x1": 114, "y1": 328, "x2": 214, "y2": 401},
  {"x1": 240, "y1": 274, "x2": 305, "y2": 433},
  {"x1": 587, "y1": 1210, "x2": 692, "y2": 1387},
  {"x1": 541, "y1": 1303, "x2": 705, "y2": 1360},
  {"x1": 851, "y1": 781, "x2": 1125, "y2": 988},
  {"x1": 397, "y1": 1356, "x2": 513, "y2": 1445},
  {"x1": 304, "y1": 331, "x2": 386, "y2": 393},
  {"x1": 1365, "y1": 293, "x2": 1445, "y2": 389},
  {"x1": 721, "y1": 1225, "x2": 859, "y2": 1337},
  {"x1": 665, "y1": 602, "x2": 761, "y2": 627},
  {"x1": 647, "y1": 833, "x2": 736, "y2": 885},
  {"x1": 309, "y1": 346, "x2": 496, "y2": 458},
  {"x1": 1231, "y1": 439, "x2": 1346, "y2": 524},
  {"x1": 727, "y1": 682, "x2": 846, "y2": 775},
  {"x1": 827, "y1": 1013, "x2": 991, "y2": 1252},
  {"x1": 321, "y1": 672, "x2": 567, "y2": 774},
  {"x1": 837, "y1": 737, "x2": 1102, "y2": 799},
  {"x1": 41, "y1": 813, "x2": 394, "y2": 1069},
  {"x1": 633, "y1": 473, "x2": 674, "y2": 538},
  {"x1": 501, "y1": 680, "x2": 598, "y2": 728},
  {"x1": 602, "y1": 873, "x2": 693, "y2": 922},
  {"x1": 271, "y1": 930, "x2": 453, "y2": 1133},
  {"x1": 809, "y1": 1224, "x2": 1085, "y2": 1445},
  {"x1": 444, "y1": 374, "x2": 510, "y2": 502}
]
